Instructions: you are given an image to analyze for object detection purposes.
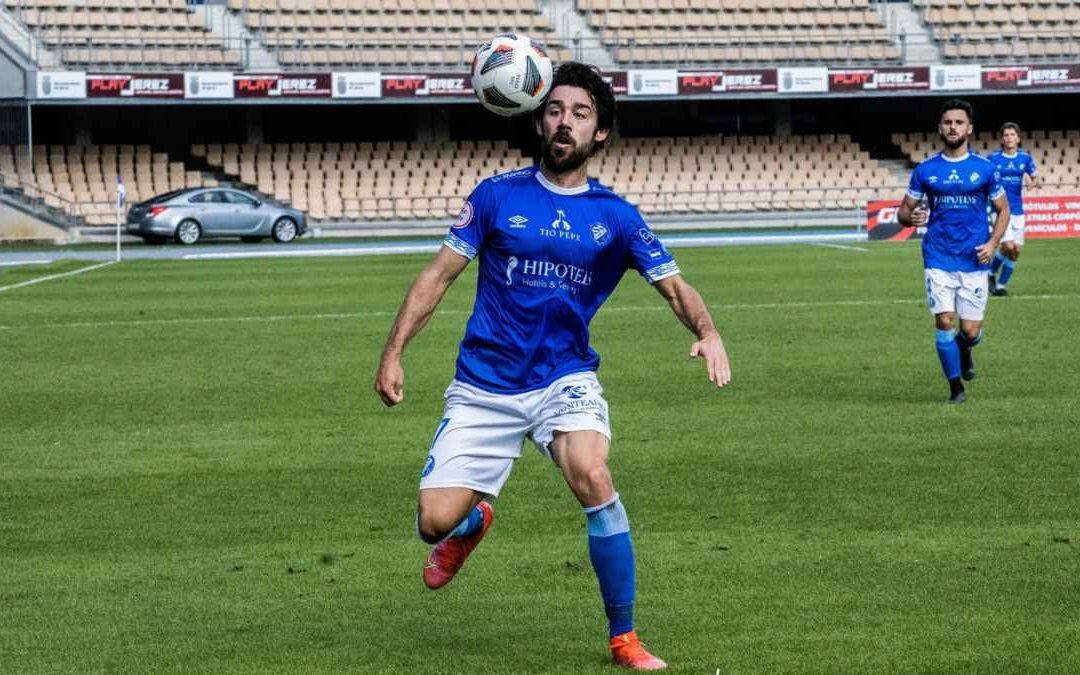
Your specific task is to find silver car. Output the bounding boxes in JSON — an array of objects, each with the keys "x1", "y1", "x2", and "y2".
[{"x1": 126, "y1": 188, "x2": 307, "y2": 245}]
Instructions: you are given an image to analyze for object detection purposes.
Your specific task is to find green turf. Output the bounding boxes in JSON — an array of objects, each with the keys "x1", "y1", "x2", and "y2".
[{"x1": 2, "y1": 240, "x2": 1078, "y2": 673}]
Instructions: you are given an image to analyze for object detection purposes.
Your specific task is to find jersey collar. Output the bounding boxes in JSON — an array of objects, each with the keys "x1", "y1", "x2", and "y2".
[
  {"x1": 535, "y1": 169, "x2": 590, "y2": 195},
  {"x1": 940, "y1": 151, "x2": 970, "y2": 163},
  {"x1": 1001, "y1": 150, "x2": 1019, "y2": 158}
]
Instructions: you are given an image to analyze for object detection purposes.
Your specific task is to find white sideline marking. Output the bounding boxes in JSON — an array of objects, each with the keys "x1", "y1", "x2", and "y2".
[
  {"x1": 812, "y1": 243, "x2": 870, "y2": 252},
  {"x1": 1, "y1": 293, "x2": 1076, "y2": 332},
  {"x1": 0, "y1": 260, "x2": 115, "y2": 294},
  {"x1": 0, "y1": 259, "x2": 54, "y2": 267},
  {"x1": 182, "y1": 244, "x2": 441, "y2": 261}
]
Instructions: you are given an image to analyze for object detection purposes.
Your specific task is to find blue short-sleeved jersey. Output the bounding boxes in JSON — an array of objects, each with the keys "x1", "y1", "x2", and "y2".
[
  {"x1": 443, "y1": 166, "x2": 681, "y2": 394},
  {"x1": 906, "y1": 152, "x2": 1005, "y2": 272},
  {"x1": 988, "y1": 149, "x2": 1037, "y2": 215}
]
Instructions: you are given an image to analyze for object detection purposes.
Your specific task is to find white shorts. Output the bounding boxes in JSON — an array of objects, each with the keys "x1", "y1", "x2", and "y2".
[
  {"x1": 418, "y1": 372, "x2": 611, "y2": 497},
  {"x1": 924, "y1": 268, "x2": 988, "y2": 321},
  {"x1": 1001, "y1": 214, "x2": 1025, "y2": 246}
]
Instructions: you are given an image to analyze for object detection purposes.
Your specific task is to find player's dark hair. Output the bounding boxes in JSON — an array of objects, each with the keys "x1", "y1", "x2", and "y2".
[
  {"x1": 939, "y1": 98, "x2": 974, "y2": 123},
  {"x1": 1000, "y1": 121, "x2": 1021, "y2": 136},
  {"x1": 535, "y1": 61, "x2": 616, "y2": 151}
]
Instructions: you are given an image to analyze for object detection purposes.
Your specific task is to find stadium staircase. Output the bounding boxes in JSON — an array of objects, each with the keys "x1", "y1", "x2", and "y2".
[
  {"x1": 195, "y1": 3, "x2": 278, "y2": 71},
  {"x1": 880, "y1": 1, "x2": 940, "y2": 64},
  {"x1": 0, "y1": 6, "x2": 60, "y2": 68},
  {"x1": 545, "y1": 0, "x2": 615, "y2": 68}
]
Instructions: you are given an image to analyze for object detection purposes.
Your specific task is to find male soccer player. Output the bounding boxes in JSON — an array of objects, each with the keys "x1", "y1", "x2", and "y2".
[
  {"x1": 374, "y1": 62, "x2": 731, "y2": 671},
  {"x1": 987, "y1": 122, "x2": 1042, "y2": 296},
  {"x1": 897, "y1": 99, "x2": 1009, "y2": 404}
]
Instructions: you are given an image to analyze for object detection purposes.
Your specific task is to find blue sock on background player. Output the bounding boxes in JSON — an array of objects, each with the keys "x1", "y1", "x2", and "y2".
[
  {"x1": 998, "y1": 257, "x2": 1016, "y2": 288},
  {"x1": 991, "y1": 251, "x2": 1005, "y2": 276},
  {"x1": 585, "y1": 494, "x2": 635, "y2": 637}
]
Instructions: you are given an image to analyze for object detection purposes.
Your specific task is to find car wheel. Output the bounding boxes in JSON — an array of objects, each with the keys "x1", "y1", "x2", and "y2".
[
  {"x1": 271, "y1": 217, "x2": 298, "y2": 243},
  {"x1": 241, "y1": 236, "x2": 264, "y2": 243},
  {"x1": 175, "y1": 219, "x2": 202, "y2": 245}
]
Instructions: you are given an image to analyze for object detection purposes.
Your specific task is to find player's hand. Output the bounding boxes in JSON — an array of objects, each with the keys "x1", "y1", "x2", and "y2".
[
  {"x1": 910, "y1": 206, "x2": 929, "y2": 228},
  {"x1": 689, "y1": 332, "x2": 731, "y2": 388},
  {"x1": 975, "y1": 239, "x2": 998, "y2": 265},
  {"x1": 374, "y1": 358, "x2": 405, "y2": 407}
]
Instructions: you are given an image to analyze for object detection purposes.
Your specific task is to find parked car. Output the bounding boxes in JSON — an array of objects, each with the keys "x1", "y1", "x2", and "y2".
[{"x1": 126, "y1": 188, "x2": 307, "y2": 245}]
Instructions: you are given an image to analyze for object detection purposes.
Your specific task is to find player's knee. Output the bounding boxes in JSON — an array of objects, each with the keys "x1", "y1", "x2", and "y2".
[
  {"x1": 571, "y1": 464, "x2": 613, "y2": 500},
  {"x1": 935, "y1": 314, "x2": 955, "y2": 331}
]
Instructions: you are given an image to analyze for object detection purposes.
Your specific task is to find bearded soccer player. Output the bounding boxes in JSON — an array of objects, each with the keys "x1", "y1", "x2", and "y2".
[
  {"x1": 897, "y1": 99, "x2": 1009, "y2": 404},
  {"x1": 374, "y1": 62, "x2": 731, "y2": 671},
  {"x1": 988, "y1": 122, "x2": 1042, "y2": 296}
]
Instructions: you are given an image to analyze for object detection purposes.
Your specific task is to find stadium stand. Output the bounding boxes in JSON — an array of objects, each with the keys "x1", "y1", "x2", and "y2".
[
  {"x1": 2, "y1": 0, "x2": 242, "y2": 67},
  {"x1": 892, "y1": 129, "x2": 1080, "y2": 187},
  {"x1": 1, "y1": 144, "x2": 207, "y2": 224},
  {"x1": 913, "y1": 0, "x2": 1080, "y2": 61},
  {"x1": 578, "y1": 0, "x2": 901, "y2": 64},
  {"x1": 192, "y1": 134, "x2": 903, "y2": 219},
  {"x1": 230, "y1": 0, "x2": 575, "y2": 68}
]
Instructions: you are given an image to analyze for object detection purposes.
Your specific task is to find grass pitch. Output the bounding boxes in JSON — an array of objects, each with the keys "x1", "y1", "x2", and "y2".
[{"x1": 2, "y1": 240, "x2": 1079, "y2": 673}]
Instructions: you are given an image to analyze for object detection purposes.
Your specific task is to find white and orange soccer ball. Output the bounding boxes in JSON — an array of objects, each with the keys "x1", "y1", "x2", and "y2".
[{"x1": 470, "y1": 33, "x2": 553, "y2": 117}]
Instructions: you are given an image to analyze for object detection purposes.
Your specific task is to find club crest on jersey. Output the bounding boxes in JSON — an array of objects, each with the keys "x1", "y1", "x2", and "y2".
[
  {"x1": 969, "y1": 171, "x2": 980, "y2": 183},
  {"x1": 453, "y1": 201, "x2": 473, "y2": 229},
  {"x1": 638, "y1": 227, "x2": 655, "y2": 244},
  {"x1": 508, "y1": 214, "x2": 528, "y2": 229},
  {"x1": 541, "y1": 209, "x2": 581, "y2": 242},
  {"x1": 590, "y1": 222, "x2": 611, "y2": 246}
]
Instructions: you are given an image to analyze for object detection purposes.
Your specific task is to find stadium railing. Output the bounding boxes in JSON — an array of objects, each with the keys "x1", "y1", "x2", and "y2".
[{"x1": 0, "y1": 169, "x2": 84, "y2": 229}]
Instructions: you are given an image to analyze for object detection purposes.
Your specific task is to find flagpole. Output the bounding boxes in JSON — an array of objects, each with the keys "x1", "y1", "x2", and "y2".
[{"x1": 115, "y1": 175, "x2": 125, "y2": 263}]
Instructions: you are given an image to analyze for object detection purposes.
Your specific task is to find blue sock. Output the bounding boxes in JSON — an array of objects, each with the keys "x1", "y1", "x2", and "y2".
[
  {"x1": 991, "y1": 251, "x2": 1005, "y2": 275},
  {"x1": 585, "y1": 494, "x2": 635, "y2": 638},
  {"x1": 998, "y1": 258, "x2": 1016, "y2": 287},
  {"x1": 447, "y1": 504, "x2": 485, "y2": 539},
  {"x1": 935, "y1": 328, "x2": 961, "y2": 380}
]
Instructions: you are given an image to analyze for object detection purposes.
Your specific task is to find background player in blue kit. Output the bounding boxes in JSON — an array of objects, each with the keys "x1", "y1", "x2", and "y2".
[
  {"x1": 988, "y1": 123, "x2": 1042, "y2": 296},
  {"x1": 374, "y1": 63, "x2": 731, "y2": 671},
  {"x1": 897, "y1": 99, "x2": 1010, "y2": 404}
]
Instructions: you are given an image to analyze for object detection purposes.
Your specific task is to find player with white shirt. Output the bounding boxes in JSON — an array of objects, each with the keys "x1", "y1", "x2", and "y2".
[
  {"x1": 374, "y1": 62, "x2": 731, "y2": 671},
  {"x1": 897, "y1": 99, "x2": 1010, "y2": 404},
  {"x1": 987, "y1": 123, "x2": 1043, "y2": 295}
]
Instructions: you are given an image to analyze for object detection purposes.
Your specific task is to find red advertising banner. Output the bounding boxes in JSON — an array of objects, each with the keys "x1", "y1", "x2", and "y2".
[
  {"x1": 604, "y1": 71, "x2": 628, "y2": 96},
  {"x1": 867, "y1": 196, "x2": 1080, "y2": 240},
  {"x1": 829, "y1": 67, "x2": 929, "y2": 92},
  {"x1": 381, "y1": 73, "x2": 472, "y2": 97},
  {"x1": 982, "y1": 64, "x2": 1080, "y2": 89},
  {"x1": 87, "y1": 73, "x2": 184, "y2": 98},
  {"x1": 678, "y1": 69, "x2": 777, "y2": 94},
  {"x1": 234, "y1": 73, "x2": 332, "y2": 97}
]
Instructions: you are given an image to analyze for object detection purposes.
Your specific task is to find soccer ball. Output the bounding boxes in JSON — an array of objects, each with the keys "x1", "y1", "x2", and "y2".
[{"x1": 471, "y1": 33, "x2": 553, "y2": 117}]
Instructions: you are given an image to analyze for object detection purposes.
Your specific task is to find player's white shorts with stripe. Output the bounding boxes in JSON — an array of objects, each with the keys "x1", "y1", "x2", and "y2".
[
  {"x1": 418, "y1": 372, "x2": 611, "y2": 497},
  {"x1": 924, "y1": 268, "x2": 988, "y2": 320},
  {"x1": 1001, "y1": 214, "x2": 1025, "y2": 245}
]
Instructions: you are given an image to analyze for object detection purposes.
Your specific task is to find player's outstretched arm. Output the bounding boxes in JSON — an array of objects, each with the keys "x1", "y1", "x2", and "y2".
[
  {"x1": 374, "y1": 247, "x2": 471, "y2": 407},
  {"x1": 653, "y1": 274, "x2": 731, "y2": 388},
  {"x1": 897, "y1": 194, "x2": 928, "y2": 228},
  {"x1": 976, "y1": 195, "x2": 1011, "y2": 264}
]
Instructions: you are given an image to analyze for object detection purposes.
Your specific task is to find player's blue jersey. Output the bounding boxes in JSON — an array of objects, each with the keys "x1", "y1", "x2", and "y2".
[
  {"x1": 907, "y1": 152, "x2": 1005, "y2": 272},
  {"x1": 443, "y1": 166, "x2": 680, "y2": 394},
  {"x1": 988, "y1": 149, "x2": 1036, "y2": 215}
]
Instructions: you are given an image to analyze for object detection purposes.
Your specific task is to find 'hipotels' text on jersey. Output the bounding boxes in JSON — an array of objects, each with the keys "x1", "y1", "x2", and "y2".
[
  {"x1": 988, "y1": 149, "x2": 1037, "y2": 215},
  {"x1": 443, "y1": 166, "x2": 680, "y2": 394},
  {"x1": 907, "y1": 152, "x2": 1005, "y2": 272}
]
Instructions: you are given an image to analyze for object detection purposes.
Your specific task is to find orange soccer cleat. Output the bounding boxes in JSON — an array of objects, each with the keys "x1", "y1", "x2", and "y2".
[
  {"x1": 610, "y1": 631, "x2": 667, "y2": 671},
  {"x1": 422, "y1": 500, "x2": 494, "y2": 590}
]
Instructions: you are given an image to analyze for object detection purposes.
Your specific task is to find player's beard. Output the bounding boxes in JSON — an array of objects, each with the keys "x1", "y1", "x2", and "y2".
[
  {"x1": 940, "y1": 132, "x2": 967, "y2": 150},
  {"x1": 541, "y1": 130, "x2": 593, "y2": 174}
]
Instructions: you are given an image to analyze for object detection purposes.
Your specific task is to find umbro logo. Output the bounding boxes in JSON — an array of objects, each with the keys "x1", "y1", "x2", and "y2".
[{"x1": 508, "y1": 214, "x2": 528, "y2": 229}]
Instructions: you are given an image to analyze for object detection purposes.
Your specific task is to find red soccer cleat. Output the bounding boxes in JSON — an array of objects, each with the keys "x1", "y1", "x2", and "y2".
[
  {"x1": 422, "y1": 500, "x2": 494, "y2": 590},
  {"x1": 610, "y1": 631, "x2": 667, "y2": 670}
]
